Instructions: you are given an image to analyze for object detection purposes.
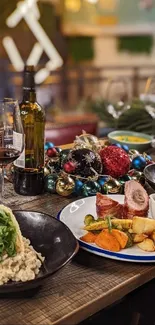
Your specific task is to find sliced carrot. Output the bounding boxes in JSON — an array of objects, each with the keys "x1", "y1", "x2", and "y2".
[
  {"x1": 80, "y1": 232, "x2": 97, "y2": 243},
  {"x1": 110, "y1": 229, "x2": 128, "y2": 249},
  {"x1": 95, "y1": 230, "x2": 121, "y2": 252}
]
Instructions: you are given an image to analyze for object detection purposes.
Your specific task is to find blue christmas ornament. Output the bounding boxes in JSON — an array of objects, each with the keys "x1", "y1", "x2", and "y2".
[
  {"x1": 132, "y1": 156, "x2": 146, "y2": 170},
  {"x1": 112, "y1": 143, "x2": 122, "y2": 148},
  {"x1": 121, "y1": 144, "x2": 129, "y2": 153},
  {"x1": 81, "y1": 181, "x2": 101, "y2": 197},
  {"x1": 145, "y1": 155, "x2": 152, "y2": 161},
  {"x1": 98, "y1": 176, "x2": 109, "y2": 186},
  {"x1": 74, "y1": 179, "x2": 83, "y2": 195},
  {"x1": 45, "y1": 142, "x2": 54, "y2": 150}
]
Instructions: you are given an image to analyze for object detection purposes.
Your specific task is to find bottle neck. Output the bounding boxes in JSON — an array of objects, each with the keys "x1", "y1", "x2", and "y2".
[{"x1": 23, "y1": 88, "x2": 36, "y2": 102}]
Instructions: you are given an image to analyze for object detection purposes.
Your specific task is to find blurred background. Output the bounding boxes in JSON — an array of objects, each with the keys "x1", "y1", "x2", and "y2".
[{"x1": 1, "y1": 0, "x2": 155, "y2": 145}]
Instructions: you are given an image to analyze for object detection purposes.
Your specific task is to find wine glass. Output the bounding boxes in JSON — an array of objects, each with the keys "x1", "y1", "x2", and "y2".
[
  {"x1": 0, "y1": 98, "x2": 24, "y2": 202},
  {"x1": 105, "y1": 77, "x2": 130, "y2": 119}
]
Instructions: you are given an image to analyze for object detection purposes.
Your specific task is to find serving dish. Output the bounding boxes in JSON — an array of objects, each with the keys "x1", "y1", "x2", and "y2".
[
  {"x1": 108, "y1": 130, "x2": 153, "y2": 152},
  {"x1": 0, "y1": 210, "x2": 79, "y2": 293},
  {"x1": 58, "y1": 195, "x2": 155, "y2": 263}
]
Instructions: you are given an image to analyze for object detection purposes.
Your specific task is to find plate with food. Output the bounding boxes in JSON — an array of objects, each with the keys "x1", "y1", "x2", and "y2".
[
  {"x1": 58, "y1": 180, "x2": 155, "y2": 263},
  {"x1": 0, "y1": 205, "x2": 79, "y2": 293}
]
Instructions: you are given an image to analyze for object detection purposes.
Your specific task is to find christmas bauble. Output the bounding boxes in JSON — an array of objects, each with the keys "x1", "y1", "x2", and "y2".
[
  {"x1": 63, "y1": 161, "x2": 76, "y2": 173},
  {"x1": 100, "y1": 146, "x2": 130, "y2": 178},
  {"x1": 45, "y1": 142, "x2": 54, "y2": 150},
  {"x1": 68, "y1": 148, "x2": 102, "y2": 177},
  {"x1": 128, "y1": 169, "x2": 145, "y2": 185},
  {"x1": 55, "y1": 147, "x2": 62, "y2": 153},
  {"x1": 44, "y1": 166, "x2": 50, "y2": 176},
  {"x1": 113, "y1": 143, "x2": 122, "y2": 148},
  {"x1": 60, "y1": 149, "x2": 71, "y2": 167},
  {"x1": 121, "y1": 144, "x2": 129, "y2": 153},
  {"x1": 47, "y1": 157, "x2": 60, "y2": 173},
  {"x1": 47, "y1": 147, "x2": 57, "y2": 158},
  {"x1": 129, "y1": 149, "x2": 139, "y2": 159},
  {"x1": 81, "y1": 181, "x2": 101, "y2": 197},
  {"x1": 44, "y1": 174, "x2": 58, "y2": 194},
  {"x1": 98, "y1": 176, "x2": 109, "y2": 193},
  {"x1": 56, "y1": 175, "x2": 75, "y2": 196},
  {"x1": 118, "y1": 175, "x2": 131, "y2": 185},
  {"x1": 74, "y1": 179, "x2": 83, "y2": 195},
  {"x1": 132, "y1": 156, "x2": 146, "y2": 170},
  {"x1": 106, "y1": 179, "x2": 121, "y2": 194},
  {"x1": 74, "y1": 133, "x2": 101, "y2": 151}
]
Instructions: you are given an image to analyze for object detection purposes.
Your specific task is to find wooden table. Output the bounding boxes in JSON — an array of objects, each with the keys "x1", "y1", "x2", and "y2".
[{"x1": 0, "y1": 183, "x2": 155, "y2": 325}]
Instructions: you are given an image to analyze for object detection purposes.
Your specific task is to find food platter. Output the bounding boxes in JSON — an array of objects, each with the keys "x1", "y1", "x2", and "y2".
[{"x1": 57, "y1": 195, "x2": 155, "y2": 263}]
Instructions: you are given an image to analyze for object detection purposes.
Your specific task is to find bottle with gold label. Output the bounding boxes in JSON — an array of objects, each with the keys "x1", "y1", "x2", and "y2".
[{"x1": 13, "y1": 65, "x2": 45, "y2": 195}]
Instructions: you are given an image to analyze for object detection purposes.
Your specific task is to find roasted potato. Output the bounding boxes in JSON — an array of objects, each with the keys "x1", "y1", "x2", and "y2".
[
  {"x1": 132, "y1": 217, "x2": 155, "y2": 235},
  {"x1": 137, "y1": 239, "x2": 155, "y2": 252},
  {"x1": 150, "y1": 231, "x2": 155, "y2": 242},
  {"x1": 133, "y1": 234, "x2": 148, "y2": 243}
]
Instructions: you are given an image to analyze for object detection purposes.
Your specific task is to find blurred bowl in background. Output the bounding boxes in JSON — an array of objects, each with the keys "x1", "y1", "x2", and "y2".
[
  {"x1": 108, "y1": 130, "x2": 153, "y2": 152},
  {"x1": 144, "y1": 163, "x2": 155, "y2": 190}
]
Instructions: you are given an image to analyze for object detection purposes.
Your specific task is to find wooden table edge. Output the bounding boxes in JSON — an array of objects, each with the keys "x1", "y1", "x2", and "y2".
[{"x1": 51, "y1": 266, "x2": 155, "y2": 325}]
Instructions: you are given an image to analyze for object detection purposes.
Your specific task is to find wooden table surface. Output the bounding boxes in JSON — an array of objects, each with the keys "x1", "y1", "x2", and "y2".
[{"x1": 0, "y1": 184, "x2": 155, "y2": 325}]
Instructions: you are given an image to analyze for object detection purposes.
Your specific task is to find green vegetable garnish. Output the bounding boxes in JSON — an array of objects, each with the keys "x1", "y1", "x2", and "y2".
[
  {"x1": 105, "y1": 216, "x2": 112, "y2": 233},
  {"x1": 124, "y1": 231, "x2": 133, "y2": 248},
  {"x1": 84, "y1": 214, "x2": 95, "y2": 226},
  {"x1": 0, "y1": 209, "x2": 17, "y2": 260}
]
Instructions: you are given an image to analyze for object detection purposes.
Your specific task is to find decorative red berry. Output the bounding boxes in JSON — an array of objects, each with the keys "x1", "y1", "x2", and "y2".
[
  {"x1": 64, "y1": 161, "x2": 76, "y2": 173},
  {"x1": 47, "y1": 147, "x2": 57, "y2": 158}
]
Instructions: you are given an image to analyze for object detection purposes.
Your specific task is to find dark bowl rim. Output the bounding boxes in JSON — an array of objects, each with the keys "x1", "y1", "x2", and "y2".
[
  {"x1": 0, "y1": 210, "x2": 79, "y2": 291},
  {"x1": 144, "y1": 163, "x2": 155, "y2": 186}
]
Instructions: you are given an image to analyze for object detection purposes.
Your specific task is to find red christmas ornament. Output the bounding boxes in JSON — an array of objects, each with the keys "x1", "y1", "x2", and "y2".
[
  {"x1": 64, "y1": 161, "x2": 76, "y2": 173},
  {"x1": 47, "y1": 147, "x2": 57, "y2": 158},
  {"x1": 100, "y1": 146, "x2": 130, "y2": 178},
  {"x1": 146, "y1": 160, "x2": 154, "y2": 166}
]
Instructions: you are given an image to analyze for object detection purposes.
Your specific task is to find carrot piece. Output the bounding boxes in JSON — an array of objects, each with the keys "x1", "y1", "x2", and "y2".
[
  {"x1": 80, "y1": 232, "x2": 97, "y2": 243},
  {"x1": 95, "y1": 230, "x2": 121, "y2": 252},
  {"x1": 110, "y1": 229, "x2": 128, "y2": 249}
]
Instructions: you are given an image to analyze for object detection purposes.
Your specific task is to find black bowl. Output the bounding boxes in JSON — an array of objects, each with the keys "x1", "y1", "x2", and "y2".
[
  {"x1": 144, "y1": 163, "x2": 155, "y2": 190},
  {"x1": 0, "y1": 211, "x2": 79, "y2": 293}
]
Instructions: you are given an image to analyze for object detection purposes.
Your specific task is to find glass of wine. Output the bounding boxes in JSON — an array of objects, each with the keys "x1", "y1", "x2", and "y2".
[{"x1": 0, "y1": 98, "x2": 24, "y2": 201}]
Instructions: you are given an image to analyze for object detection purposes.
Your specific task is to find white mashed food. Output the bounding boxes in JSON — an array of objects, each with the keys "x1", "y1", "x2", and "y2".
[{"x1": 0, "y1": 237, "x2": 45, "y2": 285}]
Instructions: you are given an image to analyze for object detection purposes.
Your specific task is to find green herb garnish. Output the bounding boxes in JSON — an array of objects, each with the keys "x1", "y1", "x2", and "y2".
[
  {"x1": 0, "y1": 209, "x2": 17, "y2": 259},
  {"x1": 105, "y1": 216, "x2": 112, "y2": 233}
]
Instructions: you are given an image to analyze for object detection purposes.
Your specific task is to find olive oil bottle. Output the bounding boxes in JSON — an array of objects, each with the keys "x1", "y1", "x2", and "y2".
[{"x1": 13, "y1": 65, "x2": 45, "y2": 195}]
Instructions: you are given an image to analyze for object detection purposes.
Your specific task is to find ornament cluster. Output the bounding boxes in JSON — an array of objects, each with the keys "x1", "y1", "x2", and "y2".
[{"x1": 43, "y1": 133, "x2": 153, "y2": 197}]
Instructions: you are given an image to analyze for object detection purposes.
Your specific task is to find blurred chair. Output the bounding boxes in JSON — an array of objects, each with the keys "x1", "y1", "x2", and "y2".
[{"x1": 45, "y1": 113, "x2": 99, "y2": 145}]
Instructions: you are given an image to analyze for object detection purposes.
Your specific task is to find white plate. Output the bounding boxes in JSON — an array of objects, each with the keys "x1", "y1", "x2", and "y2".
[{"x1": 57, "y1": 195, "x2": 155, "y2": 263}]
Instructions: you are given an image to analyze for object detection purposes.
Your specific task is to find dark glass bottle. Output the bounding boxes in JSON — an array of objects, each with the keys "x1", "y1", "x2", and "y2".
[{"x1": 13, "y1": 65, "x2": 45, "y2": 195}]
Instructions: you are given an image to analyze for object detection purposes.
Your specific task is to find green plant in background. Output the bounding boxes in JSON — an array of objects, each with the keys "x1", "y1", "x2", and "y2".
[
  {"x1": 81, "y1": 96, "x2": 155, "y2": 135},
  {"x1": 117, "y1": 36, "x2": 153, "y2": 54},
  {"x1": 117, "y1": 98, "x2": 154, "y2": 135},
  {"x1": 67, "y1": 37, "x2": 94, "y2": 62}
]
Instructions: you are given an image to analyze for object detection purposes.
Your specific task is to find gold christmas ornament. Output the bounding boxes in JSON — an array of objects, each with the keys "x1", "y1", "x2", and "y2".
[
  {"x1": 106, "y1": 178, "x2": 121, "y2": 194},
  {"x1": 44, "y1": 166, "x2": 51, "y2": 176},
  {"x1": 74, "y1": 132, "x2": 101, "y2": 151},
  {"x1": 56, "y1": 175, "x2": 75, "y2": 196}
]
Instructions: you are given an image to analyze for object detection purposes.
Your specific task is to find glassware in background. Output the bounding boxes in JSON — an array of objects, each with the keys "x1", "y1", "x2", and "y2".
[
  {"x1": 0, "y1": 98, "x2": 24, "y2": 201},
  {"x1": 141, "y1": 77, "x2": 155, "y2": 119},
  {"x1": 105, "y1": 77, "x2": 130, "y2": 120}
]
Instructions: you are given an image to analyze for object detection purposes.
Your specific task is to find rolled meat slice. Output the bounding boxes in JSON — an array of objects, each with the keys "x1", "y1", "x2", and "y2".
[
  {"x1": 123, "y1": 180, "x2": 149, "y2": 219},
  {"x1": 96, "y1": 193, "x2": 123, "y2": 219}
]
